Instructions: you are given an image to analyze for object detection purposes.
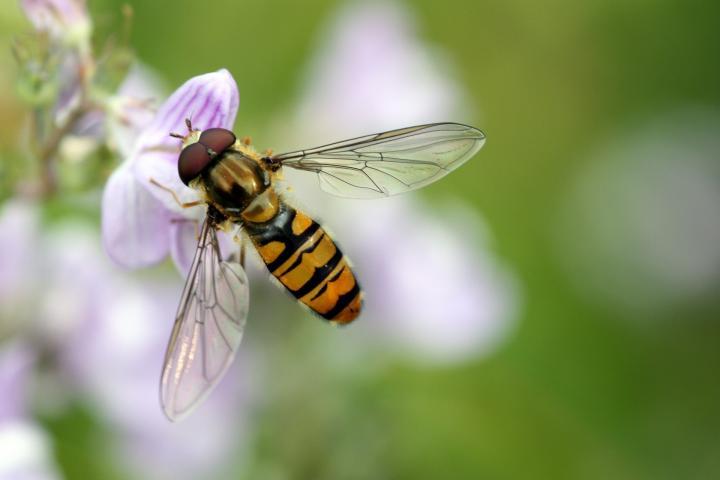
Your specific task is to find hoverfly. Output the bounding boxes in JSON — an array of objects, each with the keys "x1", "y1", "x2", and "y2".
[{"x1": 159, "y1": 121, "x2": 485, "y2": 421}]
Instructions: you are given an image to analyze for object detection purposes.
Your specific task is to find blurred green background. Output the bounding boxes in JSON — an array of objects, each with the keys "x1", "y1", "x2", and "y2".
[{"x1": 2, "y1": 0, "x2": 720, "y2": 479}]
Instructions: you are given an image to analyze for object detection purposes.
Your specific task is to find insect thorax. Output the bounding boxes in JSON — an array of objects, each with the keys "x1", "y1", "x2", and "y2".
[{"x1": 202, "y1": 150, "x2": 279, "y2": 223}]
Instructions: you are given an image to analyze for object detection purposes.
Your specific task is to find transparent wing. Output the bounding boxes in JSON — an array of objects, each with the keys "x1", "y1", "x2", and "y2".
[
  {"x1": 160, "y1": 218, "x2": 249, "y2": 422},
  {"x1": 273, "y1": 123, "x2": 485, "y2": 198}
]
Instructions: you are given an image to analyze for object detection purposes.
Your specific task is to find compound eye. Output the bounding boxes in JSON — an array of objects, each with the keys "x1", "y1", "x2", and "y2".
[
  {"x1": 199, "y1": 128, "x2": 236, "y2": 156},
  {"x1": 178, "y1": 142, "x2": 211, "y2": 185}
]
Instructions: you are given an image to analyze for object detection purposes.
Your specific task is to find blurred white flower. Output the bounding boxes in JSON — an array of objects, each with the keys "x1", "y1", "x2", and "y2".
[
  {"x1": 555, "y1": 109, "x2": 720, "y2": 317},
  {"x1": 275, "y1": 0, "x2": 517, "y2": 363},
  {"x1": 0, "y1": 421, "x2": 60, "y2": 480},
  {"x1": 0, "y1": 341, "x2": 61, "y2": 480}
]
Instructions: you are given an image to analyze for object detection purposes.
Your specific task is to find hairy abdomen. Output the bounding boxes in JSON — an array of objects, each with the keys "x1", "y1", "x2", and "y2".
[{"x1": 244, "y1": 203, "x2": 362, "y2": 324}]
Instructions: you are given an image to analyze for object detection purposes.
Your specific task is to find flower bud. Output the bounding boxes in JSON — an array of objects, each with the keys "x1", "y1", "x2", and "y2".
[{"x1": 20, "y1": 0, "x2": 92, "y2": 49}]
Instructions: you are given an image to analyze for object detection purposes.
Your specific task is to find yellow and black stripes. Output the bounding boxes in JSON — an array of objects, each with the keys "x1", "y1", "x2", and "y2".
[{"x1": 245, "y1": 203, "x2": 362, "y2": 324}]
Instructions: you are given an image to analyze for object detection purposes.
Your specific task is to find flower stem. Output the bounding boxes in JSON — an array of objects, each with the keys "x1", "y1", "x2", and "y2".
[{"x1": 37, "y1": 104, "x2": 86, "y2": 198}]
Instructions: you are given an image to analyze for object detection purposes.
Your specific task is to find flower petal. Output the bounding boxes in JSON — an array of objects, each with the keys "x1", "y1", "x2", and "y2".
[
  {"x1": 169, "y1": 215, "x2": 240, "y2": 276},
  {"x1": 58, "y1": 277, "x2": 253, "y2": 479},
  {"x1": 370, "y1": 206, "x2": 517, "y2": 364},
  {"x1": 292, "y1": 1, "x2": 467, "y2": 141},
  {"x1": 140, "y1": 69, "x2": 238, "y2": 143},
  {"x1": 0, "y1": 420, "x2": 61, "y2": 480},
  {"x1": 132, "y1": 148, "x2": 200, "y2": 215},
  {"x1": 102, "y1": 162, "x2": 171, "y2": 268},
  {"x1": 325, "y1": 196, "x2": 518, "y2": 364},
  {"x1": 21, "y1": 0, "x2": 89, "y2": 37},
  {"x1": 169, "y1": 219, "x2": 200, "y2": 277},
  {"x1": 131, "y1": 69, "x2": 239, "y2": 212},
  {"x1": 53, "y1": 55, "x2": 83, "y2": 125},
  {"x1": 0, "y1": 342, "x2": 36, "y2": 422},
  {"x1": 0, "y1": 201, "x2": 39, "y2": 301},
  {"x1": 107, "y1": 63, "x2": 166, "y2": 157}
]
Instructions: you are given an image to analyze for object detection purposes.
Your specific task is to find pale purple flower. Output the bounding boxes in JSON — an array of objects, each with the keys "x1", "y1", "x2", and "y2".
[
  {"x1": 0, "y1": 211, "x2": 255, "y2": 478},
  {"x1": 347, "y1": 199, "x2": 516, "y2": 363},
  {"x1": 62, "y1": 63, "x2": 164, "y2": 153},
  {"x1": 102, "y1": 69, "x2": 239, "y2": 273},
  {"x1": 47, "y1": 226, "x2": 253, "y2": 479},
  {"x1": 0, "y1": 342, "x2": 35, "y2": 422},
  {"x1": 275, "y1": 0, "x2": 517, "y2": 363},
  {"x1": 0, "y1": 202, "x2": 96, "y2": 346},
  {"x1": 290, "y1": 0, "x2": 468, "y2": 140},
  {"x1": 0, "y1": 201, "x2": 40, "y2": 321},
  {"x1": 105, "y1": 64, "x2": 166, "y2": 157},
  {"x1": 56, "y1": 262, "x2": 253, "y2": 480},
  {"x1": 555, "y1": 109, "x2": 720, "y2": 317},
  {"x1": 20, "y1": 0, "x2": 91, "y2": 44}
]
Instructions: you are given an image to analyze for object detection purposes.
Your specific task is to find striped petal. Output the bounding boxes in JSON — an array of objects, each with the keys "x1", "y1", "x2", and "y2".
[{"x1": 132, "y1": 69, "x2": 239, "y2": 213}]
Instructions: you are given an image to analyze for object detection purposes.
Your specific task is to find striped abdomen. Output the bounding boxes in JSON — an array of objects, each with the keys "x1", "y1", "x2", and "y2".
[{"x1": 244, "y1": 203, "x2": 362, "y2": 324}]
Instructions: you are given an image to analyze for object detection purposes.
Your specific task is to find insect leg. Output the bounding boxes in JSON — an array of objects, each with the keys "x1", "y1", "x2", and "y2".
[
  {"x1": 239, "y1": 238, "x2": 246, "y2": 269},
  {"x1": 228, "y1": 231, "x2": 247, "y2": 267},
  {"x1": 149, "y1": 178, "x2": 203, "y2": 209}
]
